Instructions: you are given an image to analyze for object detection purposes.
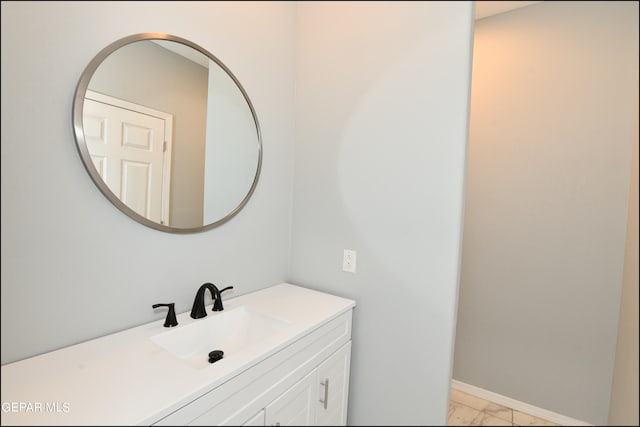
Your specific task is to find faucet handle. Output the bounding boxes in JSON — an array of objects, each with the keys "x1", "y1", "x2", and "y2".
[
  {"x1": 212, "y1": 286, "x2": 234, "y2": 312},
  {"x1": 152, "y1": 303, "x2": 178, "y2": 327}
]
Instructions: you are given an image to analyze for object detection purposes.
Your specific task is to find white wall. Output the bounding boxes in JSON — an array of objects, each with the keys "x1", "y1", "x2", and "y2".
[
  {"x1": 474, "y1": 1, "x2": 542, "y2": 20},
  {"x1": 291, "y1": 2, "x2": 474, "y2": 425},
  {"x1": 0, "y1": 1, "x2": 296, "y2": 364},
  {"x1": 608, "y1": 87, "x2": 639, "y2": 426},
  {"x1": 453, "y1": 2, "x2": 638, "y2": 425}
]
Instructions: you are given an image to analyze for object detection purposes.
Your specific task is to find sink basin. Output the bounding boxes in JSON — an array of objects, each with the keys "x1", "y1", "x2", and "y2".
[{"x1": 150, "y1": 305, "x2": 289, "y2": 368}]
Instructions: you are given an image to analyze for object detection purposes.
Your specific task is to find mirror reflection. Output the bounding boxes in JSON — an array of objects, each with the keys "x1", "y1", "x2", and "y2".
[{"x1": 74, "y1": 34, "x2": 261, "y2": 233}]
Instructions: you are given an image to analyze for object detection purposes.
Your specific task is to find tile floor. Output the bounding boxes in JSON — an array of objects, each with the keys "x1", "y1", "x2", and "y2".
[{"x1": 448, "y1": 389, "x2": 561, "y2": 426}]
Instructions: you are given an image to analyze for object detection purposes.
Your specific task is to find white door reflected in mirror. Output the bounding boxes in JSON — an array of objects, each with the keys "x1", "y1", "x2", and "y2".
[
  {"x1": 83, "y1": 91, "x2": 173, "y2": 224},
  {"x1": 73, "y1": 33, "x2": 262, "y2": 233}
]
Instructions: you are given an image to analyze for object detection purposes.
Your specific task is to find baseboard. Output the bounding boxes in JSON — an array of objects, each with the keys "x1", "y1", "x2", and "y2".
[{"x1": 450, "y1": 379, "x2": 593, "y2": 426}]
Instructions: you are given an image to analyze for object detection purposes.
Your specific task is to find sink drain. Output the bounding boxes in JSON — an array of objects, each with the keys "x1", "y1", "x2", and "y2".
[{"x1": 208, "y1": 350, "x2": 224, "y2": 364}]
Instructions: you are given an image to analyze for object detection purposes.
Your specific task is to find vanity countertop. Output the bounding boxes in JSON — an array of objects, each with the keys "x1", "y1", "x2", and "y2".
[{"x1": 0, "y1": 283, "x2": 355, "y2": 426}]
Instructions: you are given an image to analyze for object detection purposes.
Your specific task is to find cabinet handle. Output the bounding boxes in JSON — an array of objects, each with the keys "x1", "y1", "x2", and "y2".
[{"x1": 319, "y1": 378, "x2": 329, "y2": 410}]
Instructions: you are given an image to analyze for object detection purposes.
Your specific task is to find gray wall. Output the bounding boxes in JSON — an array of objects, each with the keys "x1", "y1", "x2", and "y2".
[
  {"x1": 608, "y1": 88, "x2": 639, "y2": 426},
  {"x1": 203, "y1": 61, "x2": 259, "y2": 224},
  {"x1": 0, "y1": 1, "x2": 296, "y2": 364},
  {"x1": 88, "y1": 40, "x2": 209, "y2": 227},
  {"x1": 453, "y1": 2, "x2": 638, "y2": 425},
  {"x1": 290, "y1": 2, "x2": 474, "y2": 425},
  {"x1": 1, "y1": 2, "x2": 477, "y2": 425}
]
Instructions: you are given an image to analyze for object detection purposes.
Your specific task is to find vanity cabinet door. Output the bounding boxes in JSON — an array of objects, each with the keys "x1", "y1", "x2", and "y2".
[
  {"x1": 265, "y1": 370, "x2": 317, "y2": 426},
  {"x1": 241, "y1": 409, "x2": 265, "y2": 426},
  {"x1": 314, "y1": 342, "x2": 351, "y2": 426}
]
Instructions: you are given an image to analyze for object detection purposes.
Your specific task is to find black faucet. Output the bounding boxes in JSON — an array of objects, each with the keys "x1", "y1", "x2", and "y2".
[
  {"x1": 152, "y1": 303, "x2": 178, "y2": 327},
  {"x1": 190, "y1": 283, "x2": 234, "y2": 319}
]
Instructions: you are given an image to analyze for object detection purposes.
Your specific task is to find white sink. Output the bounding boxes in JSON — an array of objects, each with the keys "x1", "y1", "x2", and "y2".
[{"x1": 150, "y1": 305, "x2": 289, "y2": 368}]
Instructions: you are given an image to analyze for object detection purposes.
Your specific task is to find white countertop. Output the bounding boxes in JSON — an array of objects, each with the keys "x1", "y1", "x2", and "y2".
[{"x1": 0, "y1": 283, "x2": 355, "y2": 425}]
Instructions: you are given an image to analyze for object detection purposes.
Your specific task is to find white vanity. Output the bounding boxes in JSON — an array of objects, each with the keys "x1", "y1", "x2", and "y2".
[{"x1": 0, "y1": 284, "x2": 355, "y2": 425}]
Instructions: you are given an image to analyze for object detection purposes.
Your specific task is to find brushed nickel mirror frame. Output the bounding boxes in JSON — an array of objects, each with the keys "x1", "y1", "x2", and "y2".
[{"x1": 73, "y1": 33, "x2": 262, "y2": 233}]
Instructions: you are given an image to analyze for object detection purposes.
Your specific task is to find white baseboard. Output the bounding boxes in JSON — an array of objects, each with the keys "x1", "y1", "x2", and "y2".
[{"x1": 450, "y1": 379, "x2": 593, "y2": 426}]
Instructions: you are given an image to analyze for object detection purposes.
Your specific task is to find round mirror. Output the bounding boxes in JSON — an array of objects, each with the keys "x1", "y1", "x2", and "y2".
[{"x1": 73, "y1": 33, "x2": 262, "y2": 233}]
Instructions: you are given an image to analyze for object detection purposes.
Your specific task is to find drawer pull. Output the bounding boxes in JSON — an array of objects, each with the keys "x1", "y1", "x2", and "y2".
[{"x1": 319, "y1": 379, "x2": 329, "y2": 409}]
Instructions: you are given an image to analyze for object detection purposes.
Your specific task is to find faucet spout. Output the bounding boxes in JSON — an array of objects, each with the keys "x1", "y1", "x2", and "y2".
[
  {"x1": 190, "y1": 283, "x2": 217, "y2": 319},
  {"x1": 190, "y1": 283, "x2": 235, "y2": 319}
]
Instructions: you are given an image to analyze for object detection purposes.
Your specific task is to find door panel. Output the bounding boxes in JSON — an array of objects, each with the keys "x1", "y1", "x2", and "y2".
[
  {"x1": 265, "y1": 371, "x2": 317, "y2": 426},
  {"x1": 121, "y1": 160, "x2": 152, "y2": 218},
  {"x1": 83, "y1": 98, "x2": 166, "y2": 223},
  {"x1": 315, "y1": 342, "x2": 351, "y2": 426}
]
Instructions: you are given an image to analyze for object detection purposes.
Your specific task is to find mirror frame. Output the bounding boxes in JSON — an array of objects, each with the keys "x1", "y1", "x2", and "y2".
[{"x1": 73, "y1": 33, "x2": 262, "y2": 233}]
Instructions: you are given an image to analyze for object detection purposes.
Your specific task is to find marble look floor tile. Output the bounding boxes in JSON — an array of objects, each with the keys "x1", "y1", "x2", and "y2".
[
  {"x1": 450, "y1": 389, "x2": 513, "y2": 423},
  {"x1": 449, "y1": 401, "x2": 514, "y2": 426},
  {"x1": 513, "y1": 410, "x2": 559, "y2": 426},
  {"x1": 469, "y1": 411, "x2": 513, "y2": 426},
  {"x1": 449, "y1": 401, "x2": 484, "y2": 426}
]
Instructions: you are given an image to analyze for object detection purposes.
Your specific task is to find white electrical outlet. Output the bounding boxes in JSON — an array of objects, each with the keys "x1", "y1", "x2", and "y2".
[{"x1": 343, "y1": 249, "x2": 357, "y2": 273}]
